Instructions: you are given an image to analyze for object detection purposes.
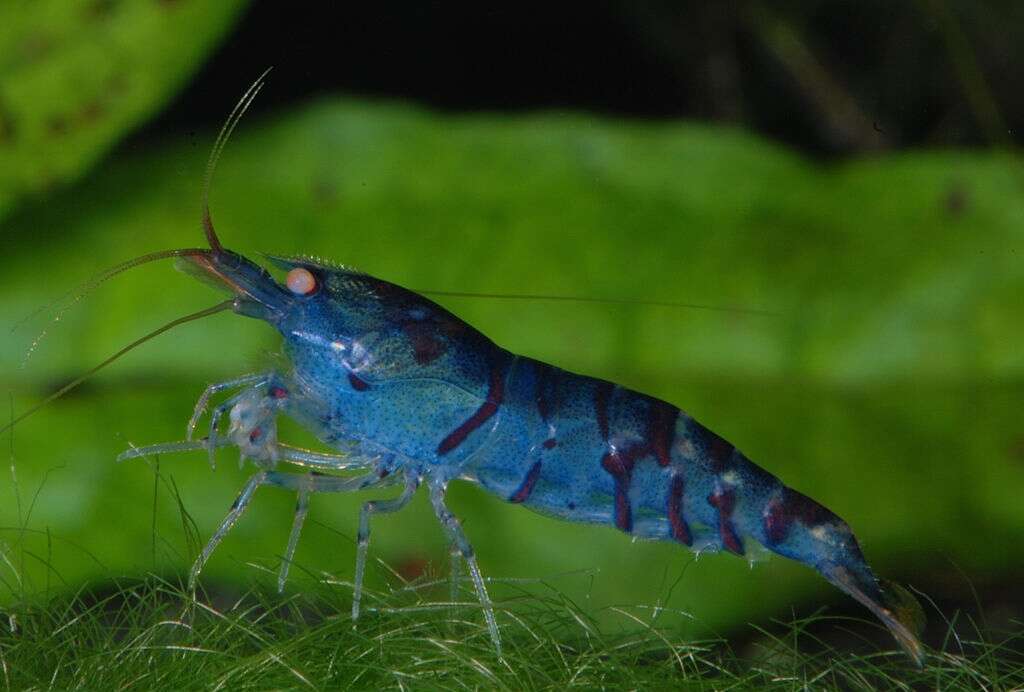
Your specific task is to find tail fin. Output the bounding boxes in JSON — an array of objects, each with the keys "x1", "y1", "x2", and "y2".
[
  {"x1": 823, "y1": 565, "x2": 926, "y2": 667},
  {"x1": 877, "y1": 579, "x2": 927, "y2": 664}
]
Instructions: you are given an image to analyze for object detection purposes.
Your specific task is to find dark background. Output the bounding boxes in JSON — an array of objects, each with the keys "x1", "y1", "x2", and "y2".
[{"x1": 144, "y1": 0, "x2": 1024, "y2": 157}]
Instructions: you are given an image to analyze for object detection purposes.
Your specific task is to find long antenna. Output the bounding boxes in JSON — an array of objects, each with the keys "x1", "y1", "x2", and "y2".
[
  {"x1": 5, "y1": 72, "x2": 274, "y2": 436},
  {"x1": 14, "y1": 248, "x2": 211, "y2": 365},
  {"x1": 1, "y1": 300, "x2": 234, "y2": 437},
  {"x1": 201, "y1": 67, "x2": 273, "y2": 252},
  {"x1": 417, "y1": 289, "x2": 778, "y2": 316}
]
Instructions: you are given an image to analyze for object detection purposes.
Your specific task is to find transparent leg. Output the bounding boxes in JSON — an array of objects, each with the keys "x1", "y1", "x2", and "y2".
[
  {"x1": 187, "y1": 373, "x2": 270, "y2": 439},
  {"x1": 278, "y1": 486, "x2": 309, "y2": 592},
  {"x1": 118, "y1": 438, "x2": 230, "y2": 462},
  {"x1": 204, "y1": 394, "x2": 247, "y2": 468},
  {"x1": 189, "y1": 471, "x2": 268, "y2": 589},
  {"x1": 264, "y1": 470, "x2": 389, "y2": 591},
  {"x1": 449, "y1": 542, "x2": 462, "y2": 604},
  {"x1": 429, "y1": 481, "x2": 501, "y2": 656},
  {"x1": 188, "y1": 469, "x2": 387, "y2": 591},
  {"x1": 277, "y1": 443, "x2": 374, "y2": 471},
  {"x1": 352, "y1": 475, "x2": 420, "y2": 621}
]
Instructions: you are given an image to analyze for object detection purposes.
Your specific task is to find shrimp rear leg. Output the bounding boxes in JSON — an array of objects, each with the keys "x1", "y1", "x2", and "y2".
[
  {"x1": 352, "y1": 475, "x2": 420, "y2": 621},
  {"x1": 429, "y1": 481, "x2": 501, "y2": 655},
  {"x1": 449, "y1": 542, "x2": 462, "y2": 604},
  {"x1": 272, "y1": 470, "x2": 397, "y2": 591},
  {"x1": 189, "y1": 469, "x2": 389, "y2": 589}
]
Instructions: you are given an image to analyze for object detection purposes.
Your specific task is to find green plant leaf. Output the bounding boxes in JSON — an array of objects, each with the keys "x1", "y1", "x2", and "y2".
[{"x1": 0, "y1": 0, "x2": 248, "y2": 221}]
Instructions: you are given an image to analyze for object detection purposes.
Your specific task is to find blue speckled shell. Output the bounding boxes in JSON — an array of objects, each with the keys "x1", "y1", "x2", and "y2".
[{"x1": 269, "y1": 264, "x2": 880, "y2": 602}]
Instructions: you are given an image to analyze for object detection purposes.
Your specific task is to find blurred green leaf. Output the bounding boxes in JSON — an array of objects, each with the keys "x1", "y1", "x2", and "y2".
[
  {"x1": 1, "y1": 99, "x2": 1021, "y2": 637},
  {"x1": 0, "y1": 0, "x2": 248, "y2": 221}
]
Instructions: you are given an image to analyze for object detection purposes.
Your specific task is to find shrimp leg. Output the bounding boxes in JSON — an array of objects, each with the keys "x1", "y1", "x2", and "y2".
[
  {"x1": 264, "y1": 470, "x2": 398, "y2": 591},
  {"x1": 120, "y1": 438, "x2": 367, "y2": 471},
  {"x1": 276, "y1": 444, "x2": 373, "y2": 471},
  {"x1": 186, "y1": 373, "x2": 271, "y2": 441},
  {"x1": 190, "y1": 470, "x2": 268, "y2": 589},
  {"x1": 429, "y1": 481, "x2": 501, "y2": 656},
  {"x1": 203, "y1": 391, "x2": 253, "y2": 467},
  {"x1": 449, "y1": 541, "x2": 462, "y2": 604},
  {"x1": 189, "y1": 469, "x2": 387, "y2": 589},
  {"x1": 280, "y1": 482, "x2": 310, "y2": 591},
  {"x1": 352, "y1": 475, "x2": 420, "y2": 620}
]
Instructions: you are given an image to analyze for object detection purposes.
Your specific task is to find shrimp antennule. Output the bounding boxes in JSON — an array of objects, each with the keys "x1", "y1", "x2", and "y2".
[{"x1": 201, "y1": 67, "x2": 273, "y2": 253}]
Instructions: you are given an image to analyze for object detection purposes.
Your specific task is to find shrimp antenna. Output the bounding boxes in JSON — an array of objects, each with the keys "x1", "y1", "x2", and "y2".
[
  {"x1": 202, "y1": 67, "x2": 273, "y2": 253},
  {"x1": 13, "y1": 248, "x2": 211, "y2": 366},
  {"x1": 14, "y1": 71, "x2": 271, "y2": 350},
  {"x1": 417, "y1": 289, "x2": 778, "y2": 317},
  {"x1": 12, "y1": 71, "x2": 270, "y2": 365},
  {"x1": 0, "y1": 300, "x2": 234, "y2": 437}
]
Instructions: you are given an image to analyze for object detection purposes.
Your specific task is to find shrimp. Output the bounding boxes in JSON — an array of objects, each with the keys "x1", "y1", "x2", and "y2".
[{"x1": 10, "y1": 73, "x2": 926, "y2": 665}]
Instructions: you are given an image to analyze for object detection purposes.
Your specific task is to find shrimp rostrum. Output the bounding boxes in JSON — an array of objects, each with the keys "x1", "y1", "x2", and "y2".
[{"x1": 21, "y1": 77, "x2": 926, "y2": 665}]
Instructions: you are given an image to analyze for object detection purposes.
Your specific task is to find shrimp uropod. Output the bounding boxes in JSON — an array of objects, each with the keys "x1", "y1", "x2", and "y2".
[{"x1": 14, "y1": 72, "x2": 926, "y2": 666}]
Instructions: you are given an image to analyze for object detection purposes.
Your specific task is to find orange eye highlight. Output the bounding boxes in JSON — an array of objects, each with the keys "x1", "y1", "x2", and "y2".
[{"x1": 286, "y1": 267, "x2": 317, "y2": 295}]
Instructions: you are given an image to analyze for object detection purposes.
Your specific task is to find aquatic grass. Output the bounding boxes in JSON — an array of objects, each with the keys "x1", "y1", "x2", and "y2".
[{"x1": 2, "y1": 567, "x2": 1021, "y2": 691}]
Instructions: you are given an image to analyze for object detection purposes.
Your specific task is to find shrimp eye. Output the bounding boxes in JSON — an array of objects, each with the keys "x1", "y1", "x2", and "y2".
[{"x1": 286, "y1": 267, "x2": 317, "y2": 295}]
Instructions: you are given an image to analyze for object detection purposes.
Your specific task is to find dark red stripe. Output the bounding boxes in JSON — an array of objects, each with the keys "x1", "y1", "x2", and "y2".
[
  {"x1": 437, "y1": 360, "x2": 506, "y2": 455},
  {"x1": 786, "y1": 487, "x2": 841, "y2": 525},
  {"x1": 601, "y1": 451, "x2": 634, "y2": 532},
  {"x1": 348, "y1": 372, "x2": 369, "y2": 391},
  {"x1": 707, "y1": 488, "x2": 744, "y2": 555},
  {"x1": 542, "y1": 438, "x2": 557, "y2": 449},
  {"x1": 535, "y1": 361, "x2": 555, "y2": 421},
  {"x1": 601, "y1": 449, "x2": 631, "y2": 476},
  {"x1": 763, "y1": 493, "x2": 791, "y2": 544},
  {"x1": 650, "y1": 401, "x2": 677, "y2": 467},
  {"x1": 595, "y1": 381, "x2": 614, "y2": 440},
  {"x1": 693, "y1": 421, "x2": 735, "y2": 472},
  {"x1": 509, "y1": 461, "x2": 542, "y2": 503},
  {"x1": 667, "y1": 474, "x2": 692, "y2": 545},
  {"x1": 763, "y1": 487, "x2": 839, "y2": 545},
  {"x1": 402, "y1": 321, "x2": 447, "y2": 365},
  {"x1": 613, "y1": 483, "x2": 632, "y2": 531}
]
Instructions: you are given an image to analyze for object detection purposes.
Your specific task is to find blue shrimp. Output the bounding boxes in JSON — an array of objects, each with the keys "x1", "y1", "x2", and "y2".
[
  {"x1": 123, "y1": 242, "x2": 925, "y2": 663},
  {"x1": 40, "y1": 76, "x2": 925, "y2": 664}
]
